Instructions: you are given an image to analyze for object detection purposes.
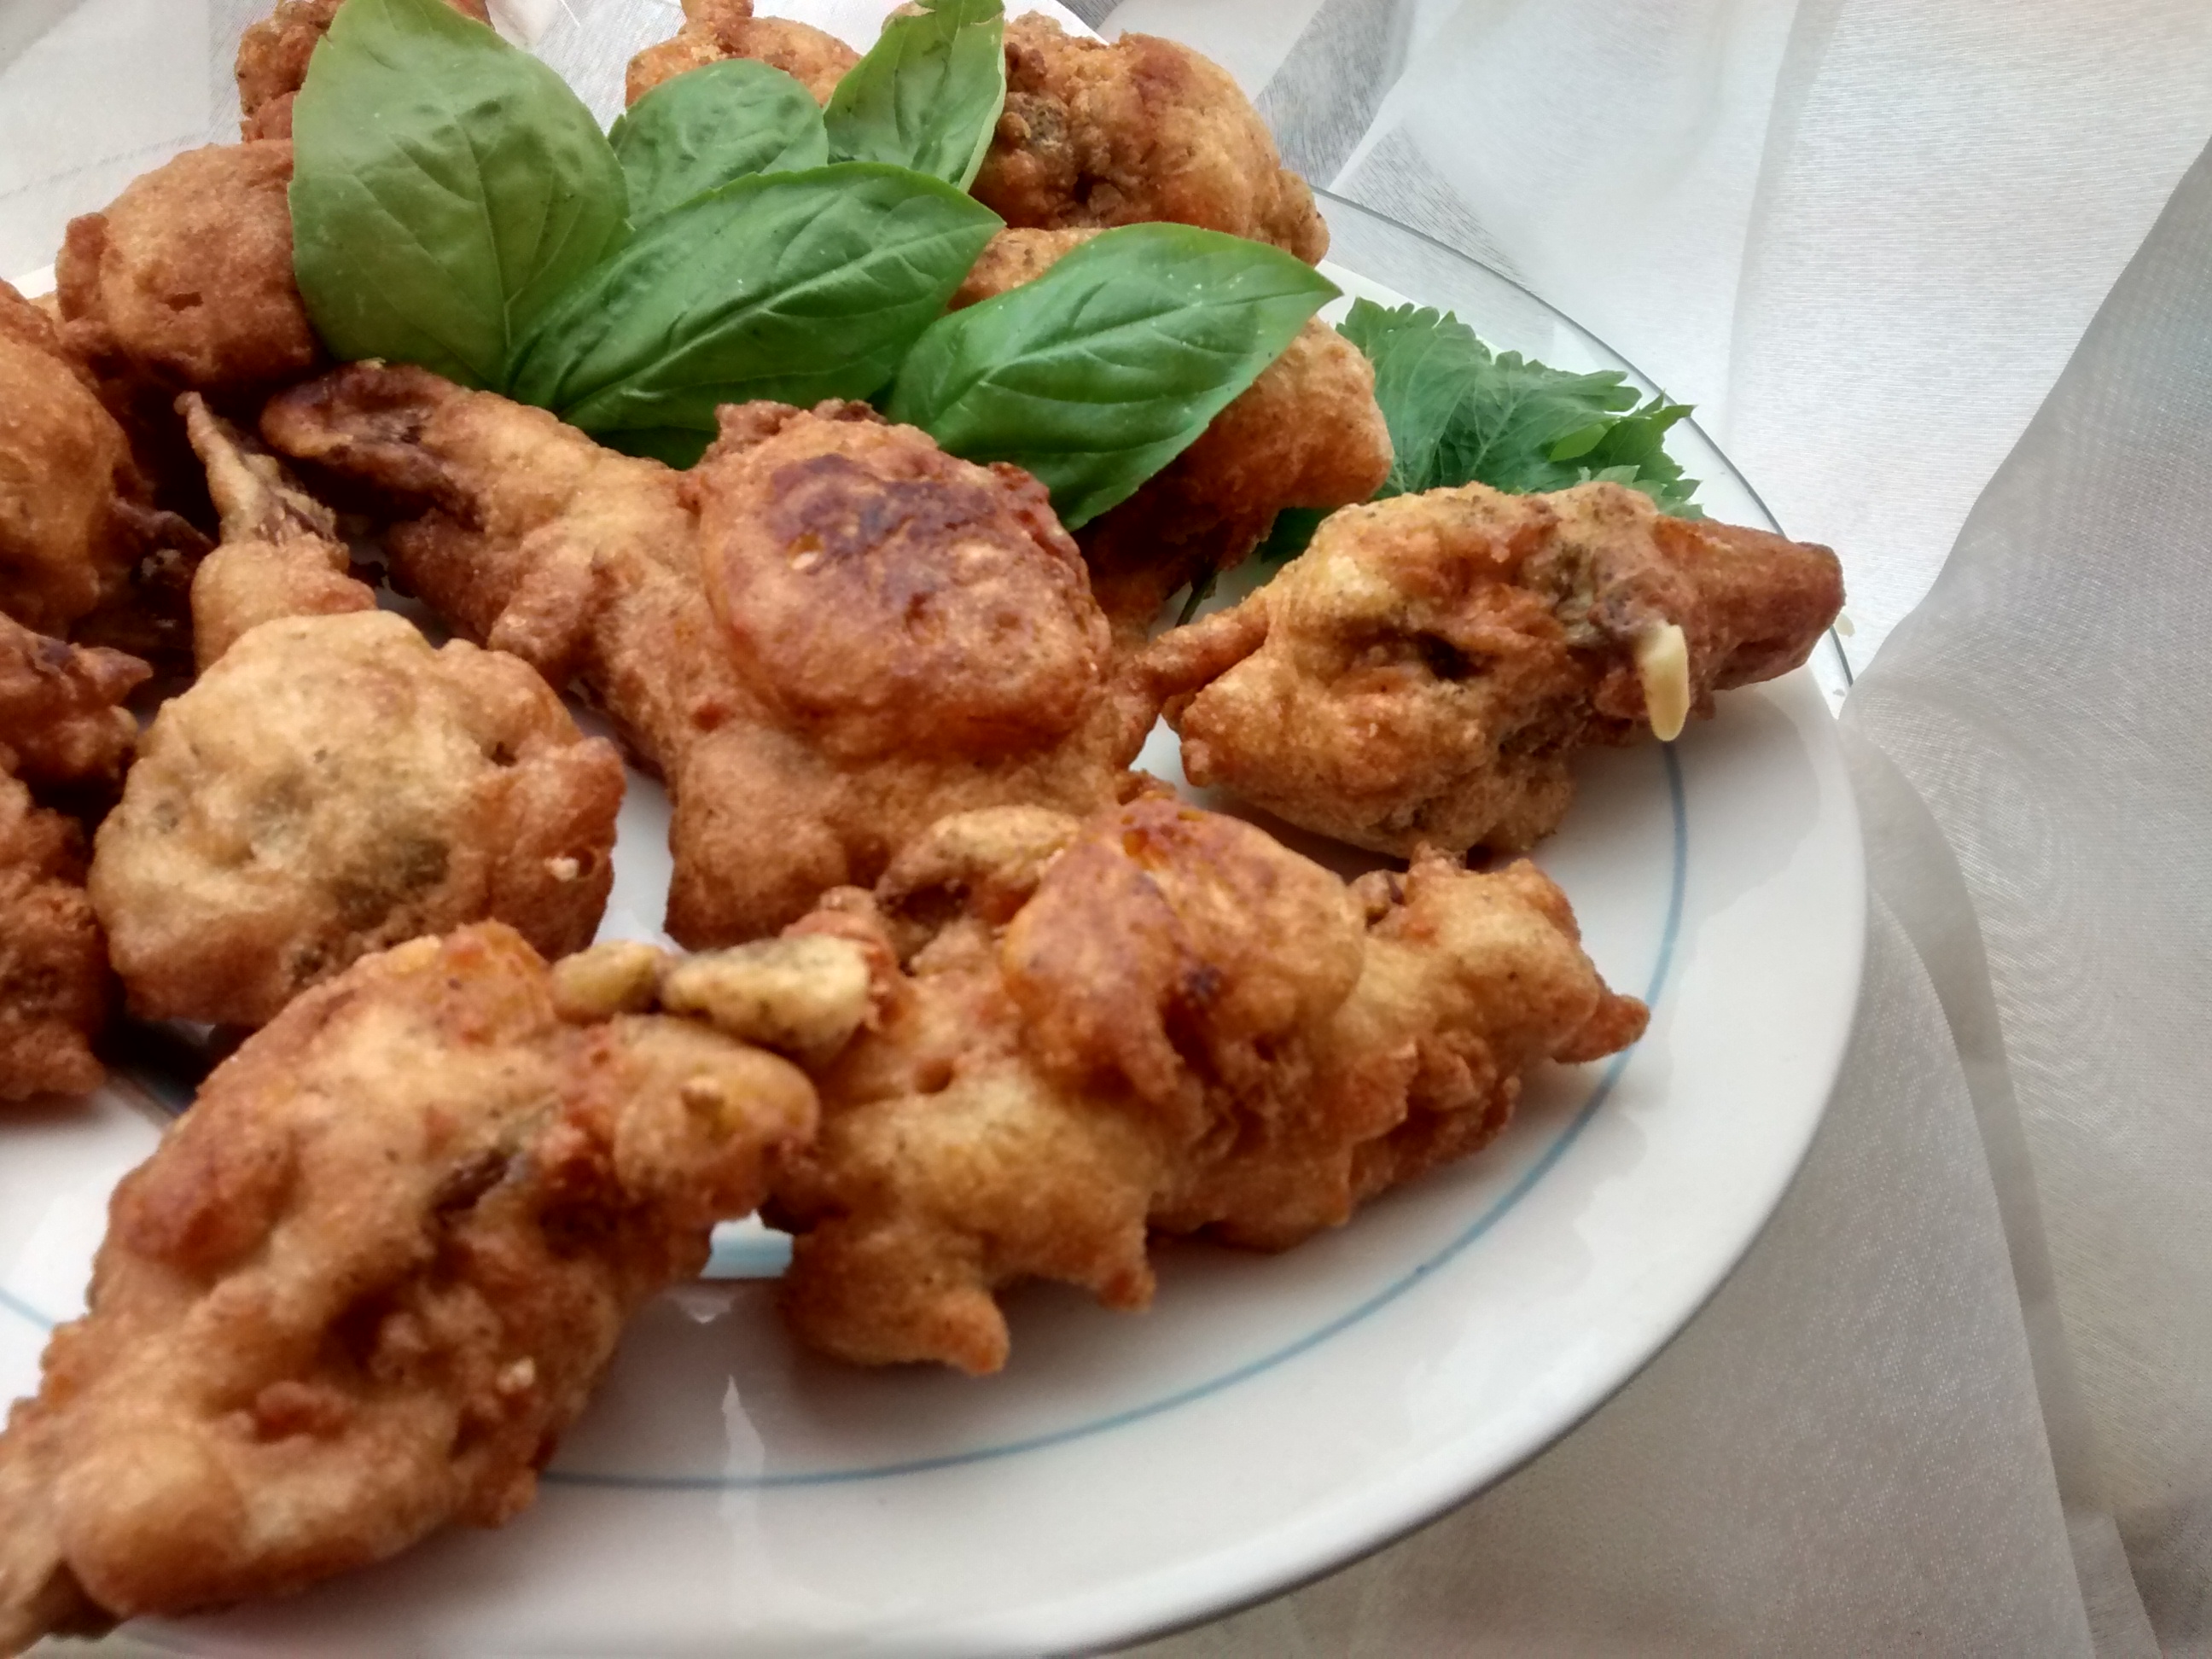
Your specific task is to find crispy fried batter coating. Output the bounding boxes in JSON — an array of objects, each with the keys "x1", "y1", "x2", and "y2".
[
  {"x1": 1144, "y1": 481, "x2": 1846, "y2": 858},
  {"x1": 0, "y1": 924, "x2": 815, "y2": 1650},
  {"x1": 55, "y1": 143, "x2": 317, "y2": 398},
  {"x1": 953, "y1": 227, "x2": 1391, "y2": 632},
  {"x1": 0, "y1": 283, "x2": 71, "y2": 367},
  {"x1": 696, "y1": 397, "x2": 1113, "y2": 759},
  {"x1": 0, "y1": 283, "x2": 152, "y2": 636},
  {"x1": 89, "y1": 610, "x2": 624, "y2": 1028},
  {"x1": 236, "y1": 0, "x2": 492, "y2": 140},
  {"x1": 767, "y1": 797, "x2": 1646, "y2": 1373},
  {"x1": 948, "y1": 225, "x2": 1097, "y2": 307},
  {"x1": 262, "y1": 365, "x2": 1155, "y2": 946},
  {"x1": 0, "y1": 613, "x2": 148, "y2": 789},
  {"x1": 0, "y1": 777, "x2": 111, "y2": 1104},
  {"x1": 624, "y1": 0, "x2": 859, "y2": 106},
  {"x1": 972, "y1": 16, "x2": 1328, "y2": 262},
  {"x1": 0, "y1": 618, "x2": 147, "y2": 1103},
  {"x1": 180, "y1": 393, "x2": 374, "y2": 669}
]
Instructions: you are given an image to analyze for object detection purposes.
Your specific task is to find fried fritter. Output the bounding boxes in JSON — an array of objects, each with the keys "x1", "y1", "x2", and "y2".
[
  {"x1": 0, "y1": 924, "x2": 815, "y2": 1650},
  {"x1": 0, "y1": 283, "x2": 67, "y2": 364},
  {"x1": 696, "y1": 398, "x2": 1114, "y2": 760},
  {"x1": 972, "y1": 15, "x2": 1329, "y2": 263},
  {"x1": 179, "y1": 393, "x2": 373, "y2": 669},
  {"x1": 0, "y1": 283, "x2": 152, "y2": 635},
  {"x1": 1144, "y1": 481, "x2": 1846, "y2": 858},
  {"x1": 236, "y1": 0, "x2": 492, "y2": 141},
  {"x1": 765, "y1": 797, "x2": 1647, "y2": 1374},
  {"x1": 0, "y1": 617, "x2": 148, "y2": 1104},
  {"x1": 0, "y1": 612, "x2": 148, "y2": 789},
  {"x1": 0, "y1": 777, "x2": 111, "y2": 1105},
  {"x1": 262, "y1": 366, "x2": 1155, "y2": 946},
  {"x1": 953, "y1": 227, "x2": 1391, "y2": 632},
  {"x1": 948, "y1": 225, "x2": 1099, "y2": 307},
  {"x1": 83, "y1": 387, "x2": 618, "y2": 1030},
  {"x1": 56, "y1": 143, "x2": 317, "y2": 399},
  {"x1": 625, "y1": 0, "x2": 859, "y2": 106},
  {"x1": 89, "y1": 609, "x2": 624, "y2": 1028}
]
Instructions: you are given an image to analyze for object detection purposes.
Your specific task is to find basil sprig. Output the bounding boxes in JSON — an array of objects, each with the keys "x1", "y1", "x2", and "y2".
[
  {"x1": 611, "y1": 59, "x2": 830, "y2": 228},
  {"x1": 824, "y1": 0, "x2": 1006, "y2": 189},
  {"x1": 288, "y1": 0, "x2": 1325, "y2": 511},
  {"x1": 289, "y1": 0, "x2": 627, "y2": 389},
  {"x1": 510, "y1": 165, "x2": 1000, "y2": 464},
  {"x1": 886, "y1": 224, "x2": 1338, "y2": 527}
]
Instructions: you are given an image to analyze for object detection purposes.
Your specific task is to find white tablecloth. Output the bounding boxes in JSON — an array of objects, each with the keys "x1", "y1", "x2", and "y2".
[{"x1": 9, "y1": 2, "x2": 2210, "y2": 1652}]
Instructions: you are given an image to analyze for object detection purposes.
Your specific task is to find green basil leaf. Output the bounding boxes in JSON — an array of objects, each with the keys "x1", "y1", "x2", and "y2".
[
  {"x1": 288, "y1": 0, "x2": 626, "y2": 390},
  {"x1": 1340, "y1": 299, "x2": 1703, "y2": 516},
  {"x1": 507, "y1": 163, "x2": 1002, "y2": 465},
  {"x1": 824, "y1": 0, "x2": 1005, "y2": 189},
  {"x1": 884, "y1": 223, "x2": 1337, "y2": 528},
  {"x1": 1338, "y1": 299, "x2": 1494, "y2": 497},
  {"x1": 610, "y1": 59, "x2": 830, "y2": 228}
]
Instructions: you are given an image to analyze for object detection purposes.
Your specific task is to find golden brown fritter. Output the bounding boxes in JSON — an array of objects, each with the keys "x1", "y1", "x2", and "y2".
[
  {"x1": 696, "y1": 396, "x2": 1114, "y2": 760},
  {"x1": 1144, "y1": 481, "x2": 1846, "y2": 859},
  {"x1": 953, "y1": 227, "x2": 1391, "y2": 632},
  {"x1": 972, "y1": 16, "x2": 1328, "y2": 263},
  {"x1": 0, "y1": 924, "x2": 816, "y2": 1650},
  {"x1": 0, "y1": 617, "x2": 148, "y2": 1105},
  {"x1": 0, "y1": 777, "x2": 112, "y2": 1105},
  {"x1": 236, "y1": 0, "x2": 492, "y2": 141},
  {"x1": 262, "y1": 365, "x2": 1156, "y2": 947},
  {"x1": 765, "y1": 796, "x2": 1647, "y2": 1374},
  {"x1": 89, "y1": 609, "x2": 625, "y2": 1028},
  {"x1": 0, "y1": 283, "x2": 153, "y2": 636},
  {"x1": 56, "y1": 143, "x2": 318, "y2": 399},
  {"x1": 625, "y1": 0, "x2": 859, "y2": 106},
  {"x1": 179, "y1": 393, "x2": 374, "y2": 670},
  {"x1": 0, "y1": 613, "x2": 148, "y2": 789},
  {"x1": 0, "y1": 282, "x2": 69, "y2": 365},
  {"x1": 948, "y1": 225, "x2": 1097, "y2": 307}
]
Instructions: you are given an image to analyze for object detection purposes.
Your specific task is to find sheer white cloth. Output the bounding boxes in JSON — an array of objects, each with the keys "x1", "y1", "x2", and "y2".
[{"x1": 5, "y1": 2, "x2": 2209, "y2": 1652}]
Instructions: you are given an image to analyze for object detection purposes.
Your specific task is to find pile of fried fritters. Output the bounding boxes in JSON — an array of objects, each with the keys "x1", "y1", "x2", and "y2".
[{"x1": 0, "y1": 2, "x2": 1844, "y2": 1649}]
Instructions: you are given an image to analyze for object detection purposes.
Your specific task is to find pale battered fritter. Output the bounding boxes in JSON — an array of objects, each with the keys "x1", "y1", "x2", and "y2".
[
  {"x1": 973, "y1": 15, "x2": 1329, "y2": 262},
  {"x1": 953, "y1": 227, "x2": 1391, "y2": 632},
  {"x1": 766, "y1": 797, "x2": 1647, "y2": 1373},
  {"x1": 90, "y1": 610, "x2": 623, "y2": 1027},
  {"x1": 56, "y1": 143, "x2": 318, "y2": 399},
  {"x1": 263, "y1": 366, "x2": 1155, "y2": 946},
  {"x1": 625, "y1": 0, "x2": 859, "y2": 106},
  {"x1": 179, "y1": 393, "x2": 374, "y2": 670},
  {"x1": 1145, "y1": 481, "x2": 1846, "y2": 858},
  {"x1": 0, "y1": 924, "x2": 815, "y2": 1650},
  {"x1": 0, "y1": 283, "x2": 153, "y2": 635},
  {"x1": 236, "y1": 0, "x2": 493, "y2": 140}
]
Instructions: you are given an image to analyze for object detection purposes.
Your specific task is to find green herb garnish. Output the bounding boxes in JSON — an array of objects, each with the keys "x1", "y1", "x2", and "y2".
[
  {"x1": 1344, "y1": 298, "x2": 1702, "y2": 512},
  {"x1": 610, "y1": 58, "x2": 830, "y2": 227},
  {"x1": 886, "y1": 224, "x2": 1337, "y2": 527},
  {"x1": 288, "y1": 0, "x2": 627, "y2": 390},
  {"x1": 288, "y1": 0, "x2": 1323, "y2": 504},
  {"x1": 824, "y1": 0, "x2": 1006, "y2": 189},
  {"x1": 1262, "y1": 300, "x2": 1703, "y2": 560},
  {"x1": 509, "y1": 165, "x2": 999, "y2": 465}
]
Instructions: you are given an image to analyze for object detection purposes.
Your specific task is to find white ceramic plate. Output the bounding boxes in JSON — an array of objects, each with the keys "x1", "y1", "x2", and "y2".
[{"x1": 1, "y1": 189, "x2": 1863, "y2": 1659}]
